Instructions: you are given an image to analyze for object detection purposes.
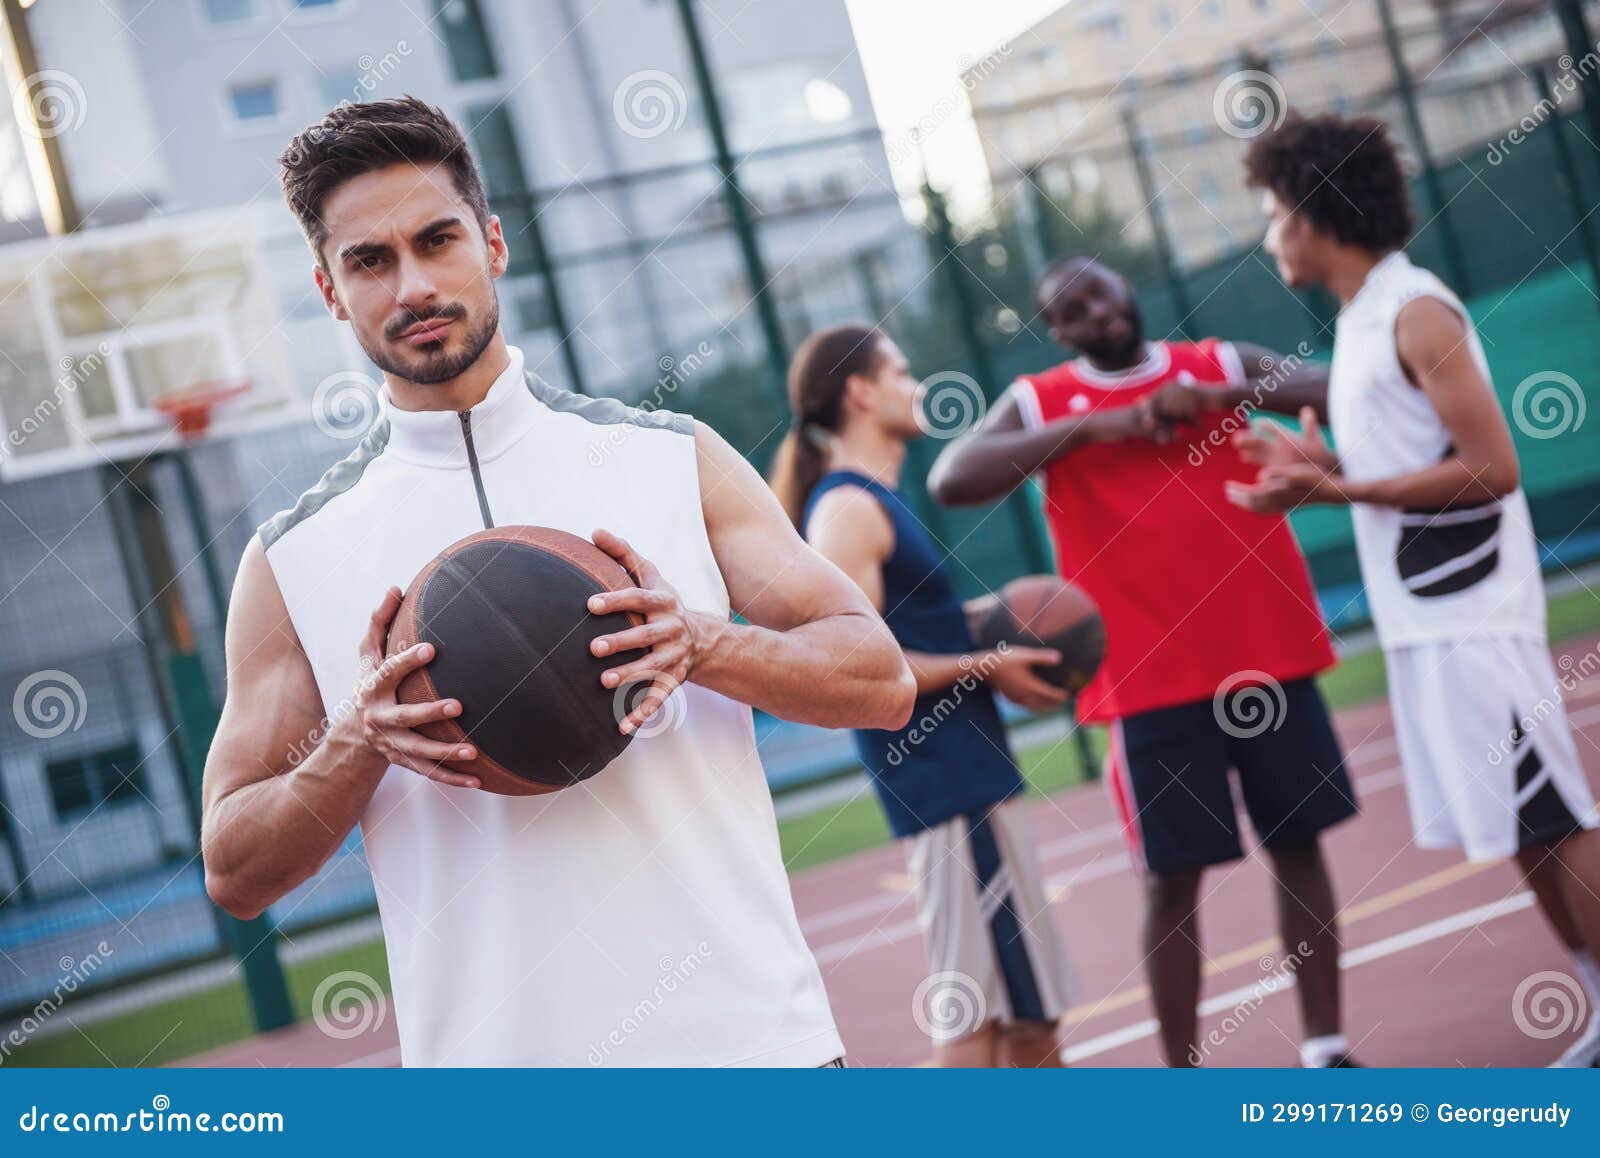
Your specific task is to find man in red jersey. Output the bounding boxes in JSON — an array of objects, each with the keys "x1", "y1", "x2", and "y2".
[{"x1": 930, "y1": 257, "x2": 1360, "y2": 1068}]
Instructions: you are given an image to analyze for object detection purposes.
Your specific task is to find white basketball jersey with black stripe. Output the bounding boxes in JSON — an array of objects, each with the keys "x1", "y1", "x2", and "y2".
[{"x1": 1328, "y1": 251, "x2": 1545, "y2": 648}]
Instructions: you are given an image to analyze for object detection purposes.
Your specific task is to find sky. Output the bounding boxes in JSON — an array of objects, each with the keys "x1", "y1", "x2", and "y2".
[{"x1": 843, "y1": 0, "x2": 1066, "y2": 217}]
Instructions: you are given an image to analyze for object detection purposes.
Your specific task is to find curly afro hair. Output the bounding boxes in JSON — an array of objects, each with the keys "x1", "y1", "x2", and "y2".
[{"x1": 1244, "y1": 114, "x2": 1413, "y2": 253}]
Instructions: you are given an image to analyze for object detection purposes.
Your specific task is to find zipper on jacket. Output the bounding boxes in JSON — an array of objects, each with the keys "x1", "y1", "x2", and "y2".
[{"x1": 459, "y1": 411, "x2": 495, "y2": 529}]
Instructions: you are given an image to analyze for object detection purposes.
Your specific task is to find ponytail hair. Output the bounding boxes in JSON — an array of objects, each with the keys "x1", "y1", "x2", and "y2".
[{"x1": 769, "y1": 324, "x2": 886, "y2": 528}]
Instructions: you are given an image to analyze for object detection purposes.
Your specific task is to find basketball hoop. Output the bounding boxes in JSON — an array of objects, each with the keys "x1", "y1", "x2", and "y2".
[{"x1": 151, "y1": 379, "x2": 251, "y2": 440}]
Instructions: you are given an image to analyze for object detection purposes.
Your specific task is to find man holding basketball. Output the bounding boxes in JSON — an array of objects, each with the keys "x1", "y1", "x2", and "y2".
[
  {"x1": 199, "y1": 97, "x2": 915, "y2": 1067},
  {"x1": 929, "y1": 258, "x2": 1361, "y2": 1067}
]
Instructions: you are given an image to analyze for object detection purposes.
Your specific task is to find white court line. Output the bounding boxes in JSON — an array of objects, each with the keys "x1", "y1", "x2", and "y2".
[
  {"x1": 805, "y1": 751, "x2": 1409, "y2": 962},
  {"x1": 800, "y1": 700, "x2": 1600, "y2": 962},
  {"x1": 1060, "y1": 893, "x2": 1536, "y2": 1063}
]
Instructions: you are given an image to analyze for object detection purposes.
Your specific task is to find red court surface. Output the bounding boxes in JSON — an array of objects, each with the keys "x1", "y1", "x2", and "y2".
[{"x1": 184, "y1": 635, "x2": 1600, "y2": 1069}]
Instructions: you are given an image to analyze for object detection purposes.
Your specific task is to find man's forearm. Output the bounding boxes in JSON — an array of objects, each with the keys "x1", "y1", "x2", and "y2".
[
  {"x1": 1218, "y1": 367, "x2": 1330, "y2": 422},
  {"x1": 1333, "y1": 457, "x2": 1513, "y2": 509},
  {"x1": 688, "y1": 609, "x2": 913, "y2": 729},
  {"x1": 932, "y1": 419, "x2": 1095, "y2": 506},
  {"x1": 202, "y1": 722, "x2": 386, "y2": 919},
  {"x1": 904, "y1": 649, "x2": 985, "y2": 696}
]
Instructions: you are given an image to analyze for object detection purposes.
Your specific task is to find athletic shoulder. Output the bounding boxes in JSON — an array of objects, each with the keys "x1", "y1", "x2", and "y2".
[
  {"x1": 805, "y1": 482, "x2": 894, "y2": 554},
  {"x1": 525, "y1": 372, "x2": 693, "y2": 437},
  {"x1": 257, "y1": 420, "x2": 392, "y2": 552},
  {"x1": 1175, "y1": 338, "x2": 1246, "y2": 385}
]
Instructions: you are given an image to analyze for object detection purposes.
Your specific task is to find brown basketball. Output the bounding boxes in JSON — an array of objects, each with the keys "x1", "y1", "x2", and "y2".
[
  {"x1": 973, "y1": 574, "x2": 1105, "y2": 693},
  {"x1": 384, "y1": 526, "x2": 649, "y2": 796}
]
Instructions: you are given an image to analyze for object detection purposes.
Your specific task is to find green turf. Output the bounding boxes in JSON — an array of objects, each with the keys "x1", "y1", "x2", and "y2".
[
  {"x1": 3, "y1": 932, "x2": 393, "y2": 1068},
  {"x1": 779, "y1": 723, "x2": 1108, "y2": 873},
  {"x1": 9, "y1": 584, "x2": 1597, "y2": 1068}
]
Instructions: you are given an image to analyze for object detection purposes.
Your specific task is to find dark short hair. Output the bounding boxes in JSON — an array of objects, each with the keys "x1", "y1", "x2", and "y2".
[
  {"x1": 279, "y1": 95, "x2": 491, "y2": 265},
  {"x1": 1244, "y1": 113, "x2": 1414, "y2": 253}
]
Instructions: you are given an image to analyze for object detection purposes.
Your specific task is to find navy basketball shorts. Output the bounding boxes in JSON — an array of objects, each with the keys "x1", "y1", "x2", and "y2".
[{"x1": 1105, "y1": 677, "x2": 1358, "y2": 875}]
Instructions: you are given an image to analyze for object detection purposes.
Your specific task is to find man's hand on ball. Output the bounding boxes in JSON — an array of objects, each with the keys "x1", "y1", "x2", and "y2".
[
  {"x1": 588, "y1": 529, "x2": 703, "y2": 735},
  {"x1": 348, "y1": 586, "x2": 481, "y2": 789}
]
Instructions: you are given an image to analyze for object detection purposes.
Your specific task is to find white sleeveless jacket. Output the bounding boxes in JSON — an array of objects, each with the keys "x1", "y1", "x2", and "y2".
[
  {"x1": 1328, "y1": 251, "x2": 1545, "y2": 650},
  {"x1": 259, "y1": 346, "x2": 842, "y2": 1066}
]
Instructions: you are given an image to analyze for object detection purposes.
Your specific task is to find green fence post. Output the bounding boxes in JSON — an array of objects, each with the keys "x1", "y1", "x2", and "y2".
[
  {"x1": 1026, "y1": 163, "x2": 1061, "y2": 268},
  {"x1": 108, "y1": 458, "x2": 294, "y2": 1035},
  {"x1": 1119, "y1": 105, "x2": 1195, "y2": 340},
  {"x1": 671, "y1": 0, "x2": 790, "y2": 407},
  {"x1": 1375, "y1": 0, "x2": 1470, "y2": 295},
  {"x1": 520, "y1": 188, "x2": 589, "y2": 397},
  {"x1": 1532, "y1": 66, "x2": 1600, "y2": 313},
  {"x1": 922, "y1": 180, "x2": 1052, "y2": 575}
]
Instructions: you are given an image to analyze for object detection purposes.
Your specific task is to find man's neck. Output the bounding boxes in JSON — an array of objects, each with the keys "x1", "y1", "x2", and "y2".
[
  {"x1": 385, "y1": 332, "x2": 511, "y2": 412},
  {"x1": 829, "y1": 425, "x2": 906, "y2": 490},
  {"x1": 1327, "y1": 249, "x2": 1391, "y2": 308},
  {"x1": 1083, "y1": 341, "x2": 1150, "y2": 374}
]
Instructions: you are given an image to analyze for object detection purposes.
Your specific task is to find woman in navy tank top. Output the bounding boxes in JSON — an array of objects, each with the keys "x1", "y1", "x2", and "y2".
[{"x1": 769, "y1": 325, "x2": 1078, "y2": 1067}]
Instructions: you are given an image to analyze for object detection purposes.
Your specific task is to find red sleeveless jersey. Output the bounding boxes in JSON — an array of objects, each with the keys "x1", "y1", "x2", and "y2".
[{"x1": 1010, "y1": 340, "x2": 1334, "y2": 723}]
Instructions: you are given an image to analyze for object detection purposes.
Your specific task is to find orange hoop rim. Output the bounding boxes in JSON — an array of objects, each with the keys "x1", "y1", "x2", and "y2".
[{"x1": 151, "y1": 379, "x2": 250, "y2": 437}]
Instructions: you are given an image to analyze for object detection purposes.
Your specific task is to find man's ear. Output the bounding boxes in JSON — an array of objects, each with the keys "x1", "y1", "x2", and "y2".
[
  {"x1": 314, "y1": 264, "x2": 347, "y2": 322},
  {"x1": 839, "y1": 369, "x2": 868, "y2": 408}
]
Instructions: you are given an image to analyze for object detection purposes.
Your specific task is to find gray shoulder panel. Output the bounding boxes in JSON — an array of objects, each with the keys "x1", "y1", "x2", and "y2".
[
  {"x1": 524, "y1": 371, "x2": 695, "y2": 436},
  {"x1": 257, "y1": 419, "x2": 391, "y2": 551}
]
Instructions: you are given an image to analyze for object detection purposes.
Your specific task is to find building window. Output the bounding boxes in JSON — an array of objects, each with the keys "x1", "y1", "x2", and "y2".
[
  {"x1": 228, "y1": 80, "x2": 281, "y2": 123},
  {"x1": 1155, "y1": 5, "x2": 1176, "y2": 31},
  {"x1": 202, "y1": 0, "x2": 255, "y2": 24},
  {"x1": 46, "y1": 743, "x2": 145, "y2": 819},
  {"x1": 1203, "y1": 0, "x2": 1224, "y2": 19},
  {"x1": 434, "y1": 0, "x2": 498, "y2": 82},
  {"x1": 1253, "y1": 0, "x2": 1270, "y2": 10}
]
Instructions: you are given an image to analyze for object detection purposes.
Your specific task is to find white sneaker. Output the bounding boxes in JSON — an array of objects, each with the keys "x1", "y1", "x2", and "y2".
[{"x1": 1550, "y1": 1016, "x2": 1600, "y2": 1068}]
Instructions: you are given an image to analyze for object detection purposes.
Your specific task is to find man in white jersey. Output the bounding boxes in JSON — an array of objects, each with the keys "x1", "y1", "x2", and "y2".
[
  {"x1": 199, "y1": 97, "x2": 916, "y2": 1067},
  {"x1": 1228, "y1": 114, "x2": 1600, "y2": 1066}
]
